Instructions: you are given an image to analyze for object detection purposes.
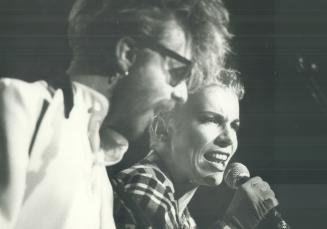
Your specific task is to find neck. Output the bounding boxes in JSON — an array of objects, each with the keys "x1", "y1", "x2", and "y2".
[
  {"x1": 156, "y1": 151, "x2": 198, "y2": 216},
  {"x1": 160, "y1": 153, "x2": 198, "y2": 198},
  {"x1": 106, "y1": 107, "x2": 153, "y2": 142},
  {"x1": 177, "y1": 187, "x2": 198, "y2": 217},
  {"x1": 70, "y1": 74, "x2": 111, "y2": 98},
  {"x1": 174, "y1": 177, "x2": 198, "y2": 199}
]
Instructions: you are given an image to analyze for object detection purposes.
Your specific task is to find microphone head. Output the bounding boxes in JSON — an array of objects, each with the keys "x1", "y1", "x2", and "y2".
[{"x1": 224, "y1": 162, "x2": 250, "y2": 189}]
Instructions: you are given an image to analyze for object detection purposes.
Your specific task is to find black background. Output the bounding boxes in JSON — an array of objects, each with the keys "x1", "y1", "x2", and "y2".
[{"x1": 1, "y1": 0, "x2": 327, "y2": 228}]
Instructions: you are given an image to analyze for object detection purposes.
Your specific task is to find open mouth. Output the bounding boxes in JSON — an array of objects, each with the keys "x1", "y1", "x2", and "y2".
[{"x1": 204, "y1": 151, "x2": 229, "y2": 170}]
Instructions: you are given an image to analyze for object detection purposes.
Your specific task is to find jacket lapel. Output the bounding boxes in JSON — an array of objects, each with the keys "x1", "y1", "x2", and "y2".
[{"x1": 27, "y1": 90, "x2": 65, "y2": 172}]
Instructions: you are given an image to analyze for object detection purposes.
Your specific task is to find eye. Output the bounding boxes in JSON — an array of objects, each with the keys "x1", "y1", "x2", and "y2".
[
  {"x1": 166, "y1": 57, "x2": 191, "y2": 87},
  {"x1": 168, "y1": 66, "x2": 191, "y2": 87},
  {"x1": 231, "y1": 121, "x2": 240, "y2": 133},
  {"x1": 198, "y1": 115, "x2": 222, "y2": 126}
]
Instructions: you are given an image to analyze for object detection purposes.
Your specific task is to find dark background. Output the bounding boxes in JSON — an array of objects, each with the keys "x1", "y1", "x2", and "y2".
[{"x1": 1, "y1": 0, "x2": 327, "y2": 228}]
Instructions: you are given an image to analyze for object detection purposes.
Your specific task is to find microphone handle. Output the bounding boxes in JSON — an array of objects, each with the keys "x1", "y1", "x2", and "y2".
[{"x1": 263, "y1": 208, "x2": 290, "y2": 229}]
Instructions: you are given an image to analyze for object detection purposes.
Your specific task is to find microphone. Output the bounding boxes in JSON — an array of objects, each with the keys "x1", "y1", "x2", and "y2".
[{"x1": 224, "y1": 162, "x2": 290, "y2": 229}]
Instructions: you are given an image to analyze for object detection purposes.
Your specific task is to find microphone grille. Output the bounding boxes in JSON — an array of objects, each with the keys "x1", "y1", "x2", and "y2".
[{"x1": 224, "y1": 162, "x2": 250, "y2": 189}]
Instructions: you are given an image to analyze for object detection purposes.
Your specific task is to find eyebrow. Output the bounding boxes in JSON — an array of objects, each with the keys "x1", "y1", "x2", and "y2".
[{"x1": 196, "y1": 111, "x2": 240, "y2": 123}]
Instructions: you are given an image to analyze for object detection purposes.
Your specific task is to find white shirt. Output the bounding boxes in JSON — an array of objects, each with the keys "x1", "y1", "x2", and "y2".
[{"x1": 0, "y1": 78, "x2": 127, "y2": 229}]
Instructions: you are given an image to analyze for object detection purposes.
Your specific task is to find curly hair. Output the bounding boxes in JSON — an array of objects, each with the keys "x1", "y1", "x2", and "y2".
[{"x1": 67, "y1": 0, "x2": 235, "y2": 89}]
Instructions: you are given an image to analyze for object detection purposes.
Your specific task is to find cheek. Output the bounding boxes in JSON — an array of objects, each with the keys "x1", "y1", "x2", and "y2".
[
  {"x1": 126, "y1": 75, "x2": 172, "y2": 114},
  {"x1": 194, "y1": 125, "x2": 219, "y2": 146},
  {"x1": 181, "y1": 123, "x2": 205, "y2": 143},
  {"x1": 137, "y1": 70, "x2": 172, "y2": 103},
  {"x1": 170, "y1": 125, "x2": 196, "y2": 159},
  {"x1": 231, "y1": 133, "x2": 238, "y2": 154},
  {"x1": 181, "y1": 125, "x2": 213, "y2": 161},
  {"x1": 133, "y1": 54, "x2": 171, "y2": 93}
]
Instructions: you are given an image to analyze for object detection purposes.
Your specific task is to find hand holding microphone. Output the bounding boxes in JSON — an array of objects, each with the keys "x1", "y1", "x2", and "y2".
[{"x1": 222, "y1": 163, "x2": 290, "y2": 229}]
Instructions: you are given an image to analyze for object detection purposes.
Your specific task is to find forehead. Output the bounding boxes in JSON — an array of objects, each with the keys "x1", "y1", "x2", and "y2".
[{"x1": 186, "y1": 85, "x2": 240, "y2": 119}]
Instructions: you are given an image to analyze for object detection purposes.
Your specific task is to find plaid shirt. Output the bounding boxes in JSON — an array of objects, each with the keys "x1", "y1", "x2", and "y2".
[{"x1": 113, "y1": 151, "x2": 197, "y2": 229}]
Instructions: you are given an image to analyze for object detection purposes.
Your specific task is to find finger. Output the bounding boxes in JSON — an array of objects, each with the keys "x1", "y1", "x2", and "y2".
[
  {"x1": 257, "y1": 181, "x2": 269, "y2": 192},
  {"x1": 250, "y1": 176, "x2": 263, "y2": 184},
  {"x1": 263, "y1": 197, "x2": 279, "y2": 209},
  {"x1": 249, "y1": 180, "x2": 269, "y2": 193},
  {"x1": 243, "y1": 176, "x2": 262, "y2": 189},
  {"x1": 258, "y1": 185, "x2": 276, "y2": 201}
]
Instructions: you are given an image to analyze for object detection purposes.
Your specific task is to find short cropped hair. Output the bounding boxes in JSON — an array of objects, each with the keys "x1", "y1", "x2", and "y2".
[
  {"x1": 149, "y1": 72, "x2": 245, "y2": 152},
  {"x1": 67, "y1": 0, "x2": 234, "y2": 88}
]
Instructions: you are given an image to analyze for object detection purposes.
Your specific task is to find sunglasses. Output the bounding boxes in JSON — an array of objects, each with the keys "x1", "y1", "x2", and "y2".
[{"x1": 137, "y1": 39, "x2": 192, "y2": 86}]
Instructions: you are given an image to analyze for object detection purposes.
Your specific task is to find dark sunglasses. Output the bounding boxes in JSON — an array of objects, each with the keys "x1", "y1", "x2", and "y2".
[{"x1": 137, "y1": 39, "x2": 192, "y2": 86}]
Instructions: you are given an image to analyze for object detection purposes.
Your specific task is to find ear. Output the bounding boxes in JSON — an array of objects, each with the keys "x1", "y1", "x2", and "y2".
[{"x1": 115, "y1": 37, "x2": 137, "y2": 73}]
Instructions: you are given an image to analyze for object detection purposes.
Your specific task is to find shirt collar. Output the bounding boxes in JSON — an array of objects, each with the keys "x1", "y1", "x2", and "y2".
[
  {"x1": 97, "y1": 128, "x2": 129, "y2": 166},
  {"x1": 73, "y1": 81, "x2": 109, "y2": 116},
  {"x1": 73, "y1": 82, "x2": 128, "y2": 166}
]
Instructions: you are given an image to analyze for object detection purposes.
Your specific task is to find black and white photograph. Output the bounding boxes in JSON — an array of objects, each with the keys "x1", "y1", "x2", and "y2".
[{"x1": 1, "y1": 0, "x2": 327, "y2": 228}]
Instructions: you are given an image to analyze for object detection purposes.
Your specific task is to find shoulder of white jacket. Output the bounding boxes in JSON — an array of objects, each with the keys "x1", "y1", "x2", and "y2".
[{"x1": 0, "y1": 78, "x2": 53, "y2": 102}]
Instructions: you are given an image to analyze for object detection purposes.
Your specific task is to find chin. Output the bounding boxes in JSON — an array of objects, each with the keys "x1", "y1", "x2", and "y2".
[
  {"x1": 201, "y1": 174, "x2": 224, "y2": 186},
  {"x1": 123, "y1": 115, "x2": 151, "y2": 141}
]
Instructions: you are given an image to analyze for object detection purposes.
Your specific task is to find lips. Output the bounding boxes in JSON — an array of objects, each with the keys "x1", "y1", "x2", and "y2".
[{"x1": 203, "y1": 151, "x2": 229, "y2": 170}]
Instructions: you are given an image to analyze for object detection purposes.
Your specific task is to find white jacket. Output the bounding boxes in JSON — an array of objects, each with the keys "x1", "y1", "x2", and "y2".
[{"x1": 0, "y1": 78, "x2": 124, "y2": 229}]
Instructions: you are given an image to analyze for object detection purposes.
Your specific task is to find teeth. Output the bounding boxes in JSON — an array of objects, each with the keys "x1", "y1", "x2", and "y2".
[
  {"x1": 215, "y1": 161, "x2": 224, "y2": 167},
  {"x1": 212, "y1": 154, "x2": 227, "y2": 160},
  {"x1": 205, "y1": 152, "x2": 228, "y2": 163}
]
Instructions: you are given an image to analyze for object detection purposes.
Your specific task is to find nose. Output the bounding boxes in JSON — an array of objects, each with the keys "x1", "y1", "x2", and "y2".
[
  {"x1": 214, "y1": 127, "x2": 234, "y2": 148},
  {"x1": 171, "y1": 81, "x2": 188, "y2": 103}
]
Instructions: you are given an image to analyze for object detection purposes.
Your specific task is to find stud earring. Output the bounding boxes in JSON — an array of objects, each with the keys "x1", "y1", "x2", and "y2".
[
  {"x1": 108, "y1": 70, "x2": 129, "y2": 85},
  {"x1": 188, "y1": 179, "x2": 196, "y2": 185}
]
